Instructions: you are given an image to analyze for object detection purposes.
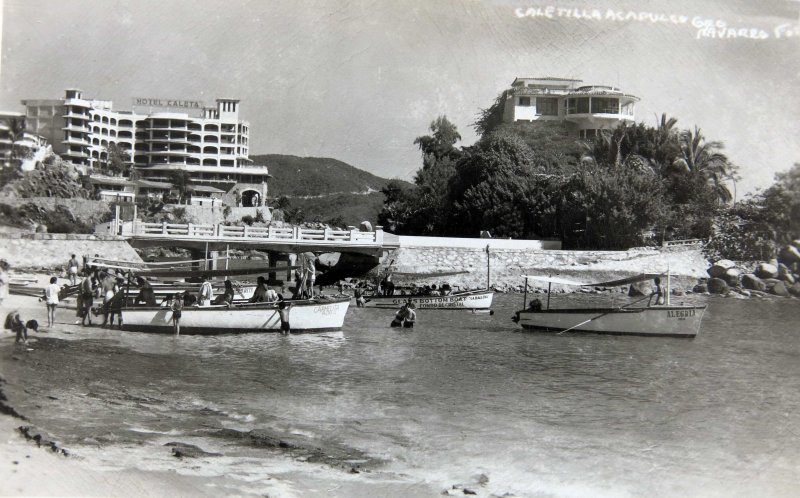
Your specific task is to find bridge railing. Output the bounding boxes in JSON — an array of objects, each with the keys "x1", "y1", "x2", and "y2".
[{"x1": 127, "y1": 220, "x2": 384, "y2": 244}]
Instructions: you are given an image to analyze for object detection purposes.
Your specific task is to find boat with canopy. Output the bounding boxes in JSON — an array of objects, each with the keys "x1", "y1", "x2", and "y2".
[
  {"x1": 512, "y1": 272, "x2": 706, "y2": 337},
  {"x1": 85, "y1": 257, "x2": 349, "y2": 334}
]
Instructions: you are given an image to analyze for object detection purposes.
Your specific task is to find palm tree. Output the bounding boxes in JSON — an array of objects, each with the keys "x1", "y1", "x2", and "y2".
[{"x1": 672, "y1": 127, "x2": 735, "y2": 203}]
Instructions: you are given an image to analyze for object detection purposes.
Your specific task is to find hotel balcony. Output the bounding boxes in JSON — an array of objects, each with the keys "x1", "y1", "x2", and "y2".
[
  {"x1": 62, "y1": 136, "x2": 89, "y2": 145},
  {"x1": 63, "y1": 150, "x2": 89, "y2": 158},
  {"x1": 63, "y1": 98, "x2": 91, "y2": 107},
  {"x1": 63, "y1": 111, "x2": 91, "y2": 120},
  {"x1": 62, "y1": 123, "x2": 89, "y2": 132}
]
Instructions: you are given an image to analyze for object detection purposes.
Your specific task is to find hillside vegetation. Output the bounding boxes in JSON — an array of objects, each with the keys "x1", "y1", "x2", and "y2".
[
  {"x1": 252, "y1": 154, "x2": 410, "y2": 227},
  {"x1": 253, "y1": 154, "x2": 407, "y2": 197}
]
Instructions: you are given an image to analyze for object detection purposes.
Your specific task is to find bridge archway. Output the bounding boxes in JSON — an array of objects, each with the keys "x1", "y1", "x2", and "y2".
[{"x1": 241, "y1": 189, "x2": 261, "y2": 207}]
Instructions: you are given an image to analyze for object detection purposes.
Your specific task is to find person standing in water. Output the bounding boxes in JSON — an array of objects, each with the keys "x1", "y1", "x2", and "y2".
[
  {"x1": 171, "y1": 292, "x2": 183, "y2": 335},
  {"x1": 278, "y1": 300, "x2": 291, "y2": 334}
]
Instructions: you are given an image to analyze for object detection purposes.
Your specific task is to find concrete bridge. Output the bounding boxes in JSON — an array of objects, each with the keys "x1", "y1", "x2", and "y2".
[{"x1": 105, "y1": 219, "x2": 399, "y2": 256}]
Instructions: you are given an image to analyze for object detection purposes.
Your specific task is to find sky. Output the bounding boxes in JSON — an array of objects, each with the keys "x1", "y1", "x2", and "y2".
[{"x1": 1, "y1": 0, "x2": 799, "y2": 195}]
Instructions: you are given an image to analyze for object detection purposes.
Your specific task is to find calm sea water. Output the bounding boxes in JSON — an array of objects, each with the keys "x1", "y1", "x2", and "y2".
[{"x1": 2, "y1": 293, "x2": 800, "y2": 497}]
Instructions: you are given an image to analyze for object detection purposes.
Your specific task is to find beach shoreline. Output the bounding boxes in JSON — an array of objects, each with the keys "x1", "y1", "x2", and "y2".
[{"x1": 0, "y1": 292, "x2": 444, "y2": 498}]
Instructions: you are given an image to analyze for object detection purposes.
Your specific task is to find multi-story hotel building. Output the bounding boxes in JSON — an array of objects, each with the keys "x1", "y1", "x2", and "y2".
[
  {"x1": 502, "y1": 77, "x2": 639, "y2": 139},
  {"x1": 21, "y1": 89, "x2": 269, "y2": 206}
]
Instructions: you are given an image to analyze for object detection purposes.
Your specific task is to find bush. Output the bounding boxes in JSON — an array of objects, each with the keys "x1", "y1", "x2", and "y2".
[
  {"x1": 254, "y1": 209, "x2": 265, "y2": 223},
  {"x1": 241, "y1": 215, "x2": 255, "y2": 226}
]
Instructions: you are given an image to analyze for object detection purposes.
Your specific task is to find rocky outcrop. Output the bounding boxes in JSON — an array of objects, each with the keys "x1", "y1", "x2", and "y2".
[
  {"x1": 741, "y1": 274, "x2": 766, "y2": 291},
  {"x1": 707, "y1": 278, "x2": 729, "y2": 294},
  {"x1": 706, "y1": 251, "x2": 800, "y2": 298}
]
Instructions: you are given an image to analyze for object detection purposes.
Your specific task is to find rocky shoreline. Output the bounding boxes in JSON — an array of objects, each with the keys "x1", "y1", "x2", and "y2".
[{"x1": 700, "y1": 240, "x2": 800, "y2": 299}]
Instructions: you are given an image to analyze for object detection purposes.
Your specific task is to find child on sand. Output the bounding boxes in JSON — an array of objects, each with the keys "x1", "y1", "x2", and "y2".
[{"x1": 170, "y1": 292, "x2": 183, "y2": 335}]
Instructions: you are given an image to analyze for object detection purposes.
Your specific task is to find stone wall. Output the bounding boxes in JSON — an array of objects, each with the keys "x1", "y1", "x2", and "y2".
[
  {"x1": 386, "y1": 244, "x2": 709, "y2": 291},
  {"x1": 0, "y1": 233, "x2": 143, "y2": 270},
  {"x1": 168, "y1": 205, "x2": 272, "y2": 225}
]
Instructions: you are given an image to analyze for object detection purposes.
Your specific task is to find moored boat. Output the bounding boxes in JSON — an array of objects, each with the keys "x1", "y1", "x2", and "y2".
[
  {"x1": 362, "y1": 288, "x2": 494, "y2": 310},
  {"x1": 121, "y1": 297, "x2": 351, "y2": 334},
  {"x1": 513, "y1": 274, "x2": 706, "y2": 337}
]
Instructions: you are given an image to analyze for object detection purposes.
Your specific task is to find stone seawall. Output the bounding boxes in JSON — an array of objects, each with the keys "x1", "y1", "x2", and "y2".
[
  {"x1": 387, "y1": 245, "x2": 709, "y2": 291},
  {"x1": 0, "y1": 196, "x2": 112, "y2": 220},
  {"x1": 0, "y1": 233, "x2": 143, "y2": 271}
]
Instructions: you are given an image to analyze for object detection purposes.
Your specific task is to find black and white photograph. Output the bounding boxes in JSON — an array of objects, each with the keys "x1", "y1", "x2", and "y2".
[{"x1": 0, "y1": 0, "x2": 799, "y2": 496}]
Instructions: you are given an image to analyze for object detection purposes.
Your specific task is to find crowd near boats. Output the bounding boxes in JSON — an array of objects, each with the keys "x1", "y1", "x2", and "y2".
[{"x1": 2, "y1": 253, "x2": 707, "y2": 338}]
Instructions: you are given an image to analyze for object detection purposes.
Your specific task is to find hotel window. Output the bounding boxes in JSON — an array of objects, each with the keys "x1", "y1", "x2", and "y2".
[
  {"x1": 591, "y1": 98, "x2": 619, "y2": 114},
  {"x1": 580, "y1": 129, "x2": 598, "y2": 139},
  {"x1": 518, "y1": 97, "x2": 531, "y2": 106},
  {"x1": 536, "y1": 98, "x2": 558, "y2": 116},
  {"x1": 576, "y1": 98, "x2": 590, "y2": 113}
]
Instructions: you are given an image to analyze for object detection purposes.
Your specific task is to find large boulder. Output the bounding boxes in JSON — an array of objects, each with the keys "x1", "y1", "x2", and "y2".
[
  {"x1": 788, "y1": 282, "x2": 800, "y2": 297},
  {"x1": 778, "y1": 263, "x2": 796, "y2": 284},
  {"x1": 768, "y1": 281, "x2": 789, "y2": 297},
  {"x1": 692, "y1": 283, "x2": 708, "y2": 294},
  {"x1": 707, "y1": 278, "x2": 729, "y2": 294},
  {"x1": 723, "y1": 268, "x2": 741, "y2": 287},
  {"x1": 755, "y1": 263, "x2": 779, "y2": 279},
  {"x1": 707, "y1": 260, "x2": 737, "y2": 279},
  {"x1": 778, "y1": 245, "x2": 800, "y2": 267},
  {"x1": 628, "y1": 281, "x2": 651, "y2": 297},
  {"x1": 741, "y1": 273, "x2": 766, "y2": 291}
]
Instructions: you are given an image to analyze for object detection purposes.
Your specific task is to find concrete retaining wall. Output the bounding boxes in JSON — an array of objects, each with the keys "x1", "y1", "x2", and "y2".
[
  {"x1": 0, "y1": 233, "x2": 143, "y2": 270},
  {"x1": 387, "y1": 243, "x2": 709, "y2": 291},
  {"x1": 167, "y1": 205, "x2": 272, "y2": 225}
]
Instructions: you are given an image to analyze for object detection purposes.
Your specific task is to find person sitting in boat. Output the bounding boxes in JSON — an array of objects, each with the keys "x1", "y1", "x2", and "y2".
[
  {"x1": 651, "y1": 277, "x2": 666, "y2": 306},
  {"x1": 429, "y1": 284, "x2": 440, "y2": 296},
  {"x1": 197, "y1": 275, "x2": 214, "y2": 307},
  {"x1": 134, "y1": 277, "x2": 157, "y2": 307},
  {"x1": 441, "y1": 283, "x2": 452, "y2": 295},
  {"x1": 265, "y1": 285, "x2": 279, "y2": 303},
  {"x1": 527, "y1": 298, "x2": 543, "y2": 311},
  {"x1": 212, "y1": 280, "x2": 235, "y2": 306},
  {"x1": 249, "y1": 276, "x2": 267, "y2": 303},
  {"x1": 161, "y1": 294, "x2": 174, "y2": 308}
]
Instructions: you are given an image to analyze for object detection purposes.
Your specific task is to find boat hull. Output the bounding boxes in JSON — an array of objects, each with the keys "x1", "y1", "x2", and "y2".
[
  {"x1": 515, "y1": 305, "x2": 706, "y2": 337},
  {"x1": 120, "y1": 298, "x2": 350, "y2": 334},
  {"x1": 362, "y1": 290, "x2": 494, "y2": 310}
]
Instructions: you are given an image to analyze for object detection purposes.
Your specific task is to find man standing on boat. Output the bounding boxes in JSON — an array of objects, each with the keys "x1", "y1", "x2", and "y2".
[
  {"x1": 198, "y1": 275, "x2": 214, "y2": 307},
  {"x1": 651, "y1": 277, "x2": 667, "y2": 306}
]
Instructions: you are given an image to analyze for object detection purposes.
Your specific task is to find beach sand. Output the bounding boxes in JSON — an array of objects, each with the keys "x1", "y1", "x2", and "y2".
[{"x1": 0, "y1": 288, "x2": 223, "y2": 497}]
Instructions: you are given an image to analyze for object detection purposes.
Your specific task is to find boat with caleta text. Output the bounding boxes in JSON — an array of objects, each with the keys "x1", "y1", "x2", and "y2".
[
  {"x1": 512, "y1": 273, "x2": 706, "y2": 337},
  {"x1": 121, "y1": 297, "x2": 351, "y2": 334},
  {"x1": 362, "y1": 288, "x2": 494, "y2": 310}
]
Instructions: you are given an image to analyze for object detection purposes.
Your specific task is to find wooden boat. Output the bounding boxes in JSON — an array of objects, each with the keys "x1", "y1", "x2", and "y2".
[
  {"x1": 362, "y1": 288, "x2": 494, "y2": 310},
  {"x1": 121, "y1": 297, "x2": 351, "y2": 334},
  {"x1": 86, "y1": 257, "x2": 348, "y2": 334},
  {"x1": 512, "y1": 274, "x2": 706, "y2": 337}
]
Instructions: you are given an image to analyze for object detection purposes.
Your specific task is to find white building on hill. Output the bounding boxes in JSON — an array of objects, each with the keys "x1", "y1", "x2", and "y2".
[{"x1": 502, "y1": 77, "x2": 639, "y2": 139}]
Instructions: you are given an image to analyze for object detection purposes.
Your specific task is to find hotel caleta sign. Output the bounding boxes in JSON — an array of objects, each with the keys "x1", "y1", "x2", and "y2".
[{"x1": 132, "y1": 98, "x2": 203, "y2": 109}]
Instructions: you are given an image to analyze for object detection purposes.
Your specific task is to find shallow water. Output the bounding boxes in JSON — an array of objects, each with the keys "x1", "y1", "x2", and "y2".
[{"x1": 2, "y1": 293, "x2": 800, "y2": 497}]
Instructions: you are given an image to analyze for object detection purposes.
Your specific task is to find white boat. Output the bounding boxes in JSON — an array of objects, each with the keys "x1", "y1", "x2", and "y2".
[
  {"x1": 513, "y1": 274, "x2": 706, "y2": 337},
  {"x1": 121, "y1": 297, "x2": 350, "y2": 334},
  {"x1": 361, "y1": 289, "x2": 494, "y2": 310}
]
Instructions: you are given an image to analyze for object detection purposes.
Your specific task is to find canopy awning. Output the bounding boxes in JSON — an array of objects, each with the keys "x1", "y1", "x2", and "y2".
[{"x1": 522, "y1": 273, "x2": 665, "y2": 287}]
